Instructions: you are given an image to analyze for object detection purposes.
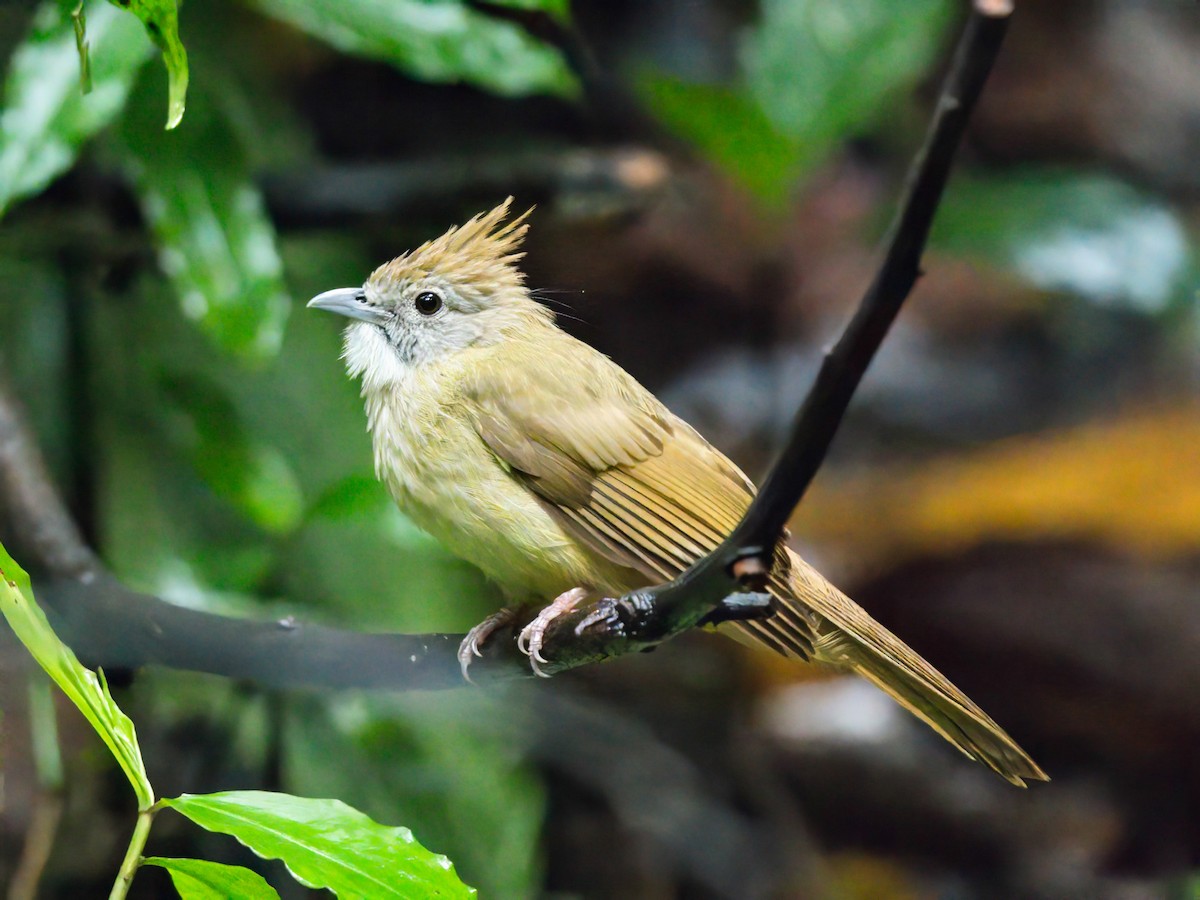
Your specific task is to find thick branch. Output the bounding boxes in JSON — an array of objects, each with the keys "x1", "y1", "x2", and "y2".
[
  {"x1": 0, "y1": 376, "x2": 97, "y2": 580},
  {"x1": 0, "y1": 370, "x2": 519, "y2": 689},
  {"x1": 0, "y1": 367, "x2": 757, "y2": 689},
  {"x1": 0, "y1": 1, "x2": 1012, "y2": 690}
]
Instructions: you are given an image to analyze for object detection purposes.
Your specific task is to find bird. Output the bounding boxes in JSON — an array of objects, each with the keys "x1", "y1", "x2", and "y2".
[{"x1": 308, "y1": 198, "x2": 1048, "y2": 787}]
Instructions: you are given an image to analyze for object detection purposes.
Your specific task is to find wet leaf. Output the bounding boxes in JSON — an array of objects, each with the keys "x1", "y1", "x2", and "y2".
[
  {"x1": 142, "y1": 857, "x2": 281, "y2": 900},
  {"x1": 252, "y1": 0, "x2": 575, "y2": 97},
  {"x1": 0, "y1": 542, "x2": 154, "y2": 810},
  {"x1": 161, "y1": 791, "x2": 476, "y2": 899},
  {"x1": 286, "y1": 694, "x2": 544, "y2": 899},
  {"x1": 118, "y1": 77, "x2": 291, "y2": 359},
  {"x1": 71, "y1": 2, "x2": 92, "y2": 93},
  {"x1": 0, "y1": 1, "x2": 151, "y2": 216},
  {"x1": 107, "y1": 0, "x2": 189, "y2": 127}
]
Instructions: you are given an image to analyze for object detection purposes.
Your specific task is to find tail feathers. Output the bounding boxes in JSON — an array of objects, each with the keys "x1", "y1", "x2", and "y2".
[
  {"x1": 733, "y1": 550, "x2": 1048, "y2": 787},
  {"x1": 811, "y1": 629, "x2": 1046, "y2": 786}
]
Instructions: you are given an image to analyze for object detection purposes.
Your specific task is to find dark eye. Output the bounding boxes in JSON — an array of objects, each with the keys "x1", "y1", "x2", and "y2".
[{"x1": 414, "y1": 291, "x2": 442, "y2": 315}]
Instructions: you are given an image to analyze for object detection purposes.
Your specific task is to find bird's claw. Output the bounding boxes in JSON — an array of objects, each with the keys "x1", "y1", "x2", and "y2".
[
  {"x1": 518, "y1": 587, "x2": 589, "y2": 677},
  {"x1": 458, "y1": 607, "x2": 520, "y2": 683}
]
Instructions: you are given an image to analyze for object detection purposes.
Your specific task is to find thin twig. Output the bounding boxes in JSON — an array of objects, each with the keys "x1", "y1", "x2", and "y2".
[
  {"x1": 731, "y1": 2, "x2": 1014, "y2": 555},
  {"x1": 7, "y1": 677, "x2": 65, "y2": 900},
  {"x1": 6, "y1": 793, "x2": 63, "y2": 900},
  {"x1": 517, "y1": 0, "x2": 1016, "y2": 670}
]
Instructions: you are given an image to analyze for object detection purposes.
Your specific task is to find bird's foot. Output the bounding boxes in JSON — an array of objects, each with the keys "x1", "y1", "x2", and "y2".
[
  {"x1": 517, "y1": 587, "x2": 590, "y2": 677},
  {"x1": 458, "y1": 606, "x2": 521, "y2": 683}
]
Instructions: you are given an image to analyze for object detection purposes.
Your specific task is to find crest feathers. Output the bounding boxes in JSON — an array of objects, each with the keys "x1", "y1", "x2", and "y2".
[{"x1": 371, "y1": 197, "x2": 535, "y2": 292}]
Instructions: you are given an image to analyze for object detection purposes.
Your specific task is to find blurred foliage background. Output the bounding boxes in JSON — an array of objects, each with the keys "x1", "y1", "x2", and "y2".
[{"x1": 1, "y1": 0, "x2": 1198, "y2": 897}]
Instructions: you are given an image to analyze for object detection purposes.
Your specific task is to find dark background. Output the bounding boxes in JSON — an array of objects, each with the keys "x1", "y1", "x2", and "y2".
[{"x1": 1, "y1": 0, "x2": 1198, "y2": 897}]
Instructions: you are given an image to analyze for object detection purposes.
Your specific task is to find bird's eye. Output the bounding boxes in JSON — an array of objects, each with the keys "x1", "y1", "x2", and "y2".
[{"x1": 414, "y1": 291, "x2": 442, "y2": 315}]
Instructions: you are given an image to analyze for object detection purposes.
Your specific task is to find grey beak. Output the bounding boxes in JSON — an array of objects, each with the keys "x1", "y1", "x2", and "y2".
[{"x1": 307, "y1": 288, "x2": 388, "y2": 325}]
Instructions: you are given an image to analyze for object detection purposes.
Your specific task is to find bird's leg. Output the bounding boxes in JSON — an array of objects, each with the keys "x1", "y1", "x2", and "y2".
[
  {"x1": 517, "y1": 586, "x2": 590, "y2": 678},
  {"x1": 458, "y1": 606, "x2": 522, "y2": 683}
]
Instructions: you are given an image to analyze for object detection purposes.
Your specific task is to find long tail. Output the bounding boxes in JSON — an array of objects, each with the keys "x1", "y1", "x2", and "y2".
[{"x1": 732, "y1": 549, "x2": 1048, "y2": 787}]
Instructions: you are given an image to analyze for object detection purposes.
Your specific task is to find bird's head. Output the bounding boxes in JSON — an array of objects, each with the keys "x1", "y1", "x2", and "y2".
[{"x1": 308, "y1": 197, "x2": 551, "y2": 386}]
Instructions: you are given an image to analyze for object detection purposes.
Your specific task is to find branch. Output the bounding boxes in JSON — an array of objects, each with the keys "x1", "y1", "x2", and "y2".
[
  {"x1": 515, "y1": 0, "x2": 1015, "y2": 673},
  {"x1": 0, "y1": 373, "x2": 511, "y2": 690},
  {"x1": 261, "y1": 146, "x2": 671, "y2": 229},
  {"x1": 0, "y1": 1, "x2": 1013, "y2": 691},
  {"x1": 0, "y1": 377, "x2": 97, "y2": 581}
]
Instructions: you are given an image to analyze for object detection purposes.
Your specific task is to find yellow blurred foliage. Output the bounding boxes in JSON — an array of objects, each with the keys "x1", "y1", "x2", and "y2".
[
  {"x1": 824, "y1": 851, "x2": 924, "y2": 900},
  {"x1": 792, "y1": 405, "x2": 1200, "y2": 572}
]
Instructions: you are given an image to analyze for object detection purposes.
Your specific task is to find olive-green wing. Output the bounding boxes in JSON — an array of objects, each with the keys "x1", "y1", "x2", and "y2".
[
  {"x1": 460, "y1": 336, "x2": 1045, "y2": 785},
  {"x1": 460, "y1": 335, "x2": 818, "y2": 658},
  {"x1": 464, "y1": 339, "x2": 671, "y2": 511}
]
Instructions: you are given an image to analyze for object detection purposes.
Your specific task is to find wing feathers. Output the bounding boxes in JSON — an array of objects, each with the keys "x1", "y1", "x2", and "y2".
[
  {"x1": 596, "y1": 479, "x2": 710, "y2": 559},
  {"x1": 461, "y1": 333, "x2": 1043, "y2": 785},
  {"x1": 571, "y1": 506, "x2": 674, "y2": 580},
  {"x1": 474, "y1": 408, "x2": 594, "y2": 506}
]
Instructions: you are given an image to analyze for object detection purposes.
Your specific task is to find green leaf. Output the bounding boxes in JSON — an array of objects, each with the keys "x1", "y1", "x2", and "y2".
[
  {"x1": 143, "y1": 858, "x2": 281, "y2": 900},
  {"x1": 483, "y1": 0, "x2": 570, "y2": 19},
  {"x1": 286, "y1": 694, "x2": 544, "y2": 898},
  {"x1": 71, "y1": 2, "x2": 92, "y2": 93},
  {"x1": 642, "y1": 0, "x2": 954, "y2": 201},
  {"x1": 195, "y1": 440, "x2": 304, "y2": 535},
  {"x1": 161, "y1": 791, "x2": 476, "y2": 899},
  {"x1": 742, "y1": 0, "x2": 953, "y2": 145},
  {"x1": 932, "y1": 170, "x2": 1195, "y2": 313},
  {"x1": 106, "y1": 0, "x2": 189, "y2": 127},
  {"x1": 640, "y1": 77, "x2": 801, "y2": 204},
  {"x1": 252, "y1": 0, "x2": 575, "y2": 97},
  {"x1": 159, "y1": 372, "x2": 304, "y2": 534},
  {"x1": 306, "y1": 475, "x2": 391, "y2": 522},
  {"x1": 0, "y1": 542, "x2": 154, "y2": 810},
  {"x1": 0, "y1": 1, "x2": 152, "y2": 216},
  {"x1": 117, "y1": 76, "x2": 291, "y2": 360}
]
